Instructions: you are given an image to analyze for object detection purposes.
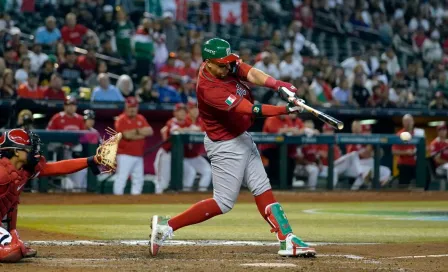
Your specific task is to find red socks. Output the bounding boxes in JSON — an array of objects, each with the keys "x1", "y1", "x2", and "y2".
[
  {"x1": 254, "y1": 189, "x2": 277, "y2": 219},
  {"x1": 168, "y1": 198, "x2": 222, "y2": 231}
]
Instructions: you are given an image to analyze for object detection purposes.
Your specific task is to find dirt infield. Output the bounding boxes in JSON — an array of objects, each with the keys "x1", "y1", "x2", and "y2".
[
  {"x1": 3, "y1": 243, "x2": 447, "y2": 272},
  {"x1": 20, "y1": 191, "x2": 448, "y2": 205}
]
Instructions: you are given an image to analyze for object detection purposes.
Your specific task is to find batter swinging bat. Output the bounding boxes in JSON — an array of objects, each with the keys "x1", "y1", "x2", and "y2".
[{"x1": 279, "y1": 87, "x2": 344, "y2": 130}]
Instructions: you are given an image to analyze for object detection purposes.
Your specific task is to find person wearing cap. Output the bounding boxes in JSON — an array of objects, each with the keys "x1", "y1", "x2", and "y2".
[
  {"x1": 154, "y1": 103, "x2": 204, "y2": 193},
  {"x1": 317, "y1": 123, "x2": 371, "y2": 190},
  {"x1": 260, "y1": 101, "x2": 304, "y2": 188},
  {"x1": 91, "y1": 73, "x2": 125, "y2": 102},
  {"x1": 430, "y1": 122, "x2": 448, "y2": 183},
  {"x1": 42, "y1": 73, "x2": 66, "y2": 100},
  {"x1": 149, "y1": 38, "x2": 316, "y2": 258},
  {"x1": 17, "y1": 72, "x2": 42, "y2": 99},
  {"x1": 114, "y1": 97, "x2": 153, "y2": 195},
  {"x1": 347, "y1": 121, "x2": 391, "y2": 187},
  {"x1": 35, "y1": 16, "x2": 61, "y2": 46}
]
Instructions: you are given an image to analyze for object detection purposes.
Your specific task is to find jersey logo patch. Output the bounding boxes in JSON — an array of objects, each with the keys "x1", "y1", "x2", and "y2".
[
  {"x1": 225, "y1": 94, "x2": 237, "y2": 106},
  {"x1": 236, "y1": 84, "x2": 246, "y2": 97}
]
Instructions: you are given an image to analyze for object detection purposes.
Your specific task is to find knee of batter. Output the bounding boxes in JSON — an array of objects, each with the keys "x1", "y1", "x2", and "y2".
[{"x1": 212, "y1": 193, "x2": 237, "y2": 214}]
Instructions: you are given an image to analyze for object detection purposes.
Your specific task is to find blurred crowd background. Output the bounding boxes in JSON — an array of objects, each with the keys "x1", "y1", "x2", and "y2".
[{"x1": 0, "y1": 0, "x2": 448, "y2": 109}]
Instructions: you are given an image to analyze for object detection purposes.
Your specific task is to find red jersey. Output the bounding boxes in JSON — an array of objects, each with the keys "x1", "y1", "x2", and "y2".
[
  {"x1": 186, "y1": 116, "x2": 206, "y2": 157},
  {"x1": 346, "y1": 143, "x2": 371, "y2": 159},
  {"x1": 430, "y1": 137, "x2": 448, "y2": 166},
  {"x1": 159, "y1": 65, "x2": 186, "y2": 89},
  {"x1": 47, "y1": 112, "x2": 85, "y2": 131},
  {"x1": 317, "y1": 144, "x2": 342, "y2": 166},
  {"x1": 17, "y1": 83, "x2": 43, "y2": 99},
  {"x1": 162, "y1": 118, "x2": 200, "y2": 158},
  {"x1": 42, "y1": 87, "x2": 66, "y2": 100},
  {"x1": 77, "y1": 55, "x2": 96, "y2": 78},
  {"x1": 115, "y1": 113, "x2": 151, "y2": 157},
  {"x1": 299, "y1": 144, "x2": 319, "y2": 163},
  {"x1": 260, "y1": 116, "x2": 304, "y2": 157},
  {"x1": 392, "y1": 129, "x2": 416, "y2": 165},
  {"x1": 197, "y1": 61, "x2": 254, "y2": 141},
  {"x1": 61, "y1": 24, "x2": 88, "y2": 46}
]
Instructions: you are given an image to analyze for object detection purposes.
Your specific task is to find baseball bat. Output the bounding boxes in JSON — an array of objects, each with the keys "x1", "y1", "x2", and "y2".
[{"x1": 279, "y1": 87, "x2": 344, "y2": 130}]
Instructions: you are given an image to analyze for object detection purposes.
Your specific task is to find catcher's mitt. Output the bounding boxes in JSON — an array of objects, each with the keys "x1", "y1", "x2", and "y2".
[{"x1": 95, "y1": 127, "x2": 122, "y2": 173}]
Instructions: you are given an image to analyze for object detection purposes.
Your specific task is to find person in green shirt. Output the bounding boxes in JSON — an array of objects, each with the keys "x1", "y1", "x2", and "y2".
[{"x1": 114, "y1": 9, "x2": 135, "y2": 64}]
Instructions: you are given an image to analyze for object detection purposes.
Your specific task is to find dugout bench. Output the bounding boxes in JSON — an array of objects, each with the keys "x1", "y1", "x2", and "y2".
[{"x1": 170, "y1": 132, "x2": 427, "y2": 191}]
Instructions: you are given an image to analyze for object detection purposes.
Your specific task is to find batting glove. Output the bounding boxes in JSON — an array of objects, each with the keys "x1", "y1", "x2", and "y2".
[{"x1": 286, "y1": 100, "x2": 305, "y2": 113}]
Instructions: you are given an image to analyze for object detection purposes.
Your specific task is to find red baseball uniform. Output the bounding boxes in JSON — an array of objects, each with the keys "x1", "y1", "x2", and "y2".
[
  {"x1": 317, "y1": 144, "x2": 342, "y2": 166},
  {"x1": 299, "y1": 144, "x2": 320, "y2": 163},
  {"x1": 392, "y1": 129, "x2": 416, "y2": 165},
  {"x1": 115, "y1": 113, "x2": 151, "y2": 157},
  {"x1": 260, "y1": 116, "x2": 304, "y2": 157},
  {"x1": 430, "y1": 137, "x2": 448, "y2": 166},
  {"x1": 346, "y1": 144, "x2": 371, "y2": 159},
  {"x1": 47, "y1": 112, "x2": 85, "y2": 131},
  {"x1": 197, "y1": 62, "x2": 253, "y2": 141},
  {"x1": 185, "y1": 116, "x2": 206, "y2": 157}
]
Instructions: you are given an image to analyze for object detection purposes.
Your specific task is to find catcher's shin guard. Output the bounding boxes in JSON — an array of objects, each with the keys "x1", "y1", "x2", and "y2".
[{"x1": 265, "y1": 203, "x2": 292, "y2": 241}]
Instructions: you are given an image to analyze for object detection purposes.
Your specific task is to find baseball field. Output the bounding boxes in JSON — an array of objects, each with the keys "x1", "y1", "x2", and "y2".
[{"x1": 4, "y1": 191, "x2": 448, "y2": 271}]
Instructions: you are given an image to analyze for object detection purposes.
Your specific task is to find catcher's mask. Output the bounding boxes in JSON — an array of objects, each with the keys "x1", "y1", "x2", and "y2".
[{"x1": 0, "y1": 129, "x2": 42, "y2": 164}]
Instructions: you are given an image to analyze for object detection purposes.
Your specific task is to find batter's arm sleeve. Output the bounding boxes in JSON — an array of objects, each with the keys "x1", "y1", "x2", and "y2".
[{"x1": 233, "y1": 98, "x2": 288, "y2": 117}]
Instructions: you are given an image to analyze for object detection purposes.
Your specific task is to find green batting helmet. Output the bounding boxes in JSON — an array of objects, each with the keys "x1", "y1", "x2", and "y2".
[{"x1": 202, "y1": 38, "x2": 239, "y2": 64}]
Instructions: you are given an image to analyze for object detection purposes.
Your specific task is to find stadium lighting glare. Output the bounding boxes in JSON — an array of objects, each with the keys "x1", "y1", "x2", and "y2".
[
  {"x1": 428, "y1": 121, "x2": 445, "y2": 127},
  {"x1": 360, "y1": 119, "x2": 377, "y2": 125},
  {"x1": 32, "y1": 114, "x2": 45, "y2": 119}
]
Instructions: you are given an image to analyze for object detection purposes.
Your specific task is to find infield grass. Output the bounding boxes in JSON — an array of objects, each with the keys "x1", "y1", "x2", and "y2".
[{"x1": 18, "y1": 201, "x2": 448, "y2": 243}]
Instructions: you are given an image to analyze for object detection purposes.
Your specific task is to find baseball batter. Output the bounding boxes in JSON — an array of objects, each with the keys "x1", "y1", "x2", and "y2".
[
  {"x1": 0, "y1": 129, "x2": 103, "y2": 262},
  {"x1": 150, "y1": 38, "x2": 315, "y2": 257}
]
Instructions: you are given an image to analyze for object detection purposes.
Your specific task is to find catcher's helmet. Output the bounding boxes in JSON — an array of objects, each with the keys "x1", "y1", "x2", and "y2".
[
  {"x1": 0, "y1": 129, "x2": 42, "y2": 160},
  {"x1": 202, "y1": 38, "x2": 239, "y2": 64},
  {"x1": 83, "y1": 109, "x2": 96, "y2": 120}
]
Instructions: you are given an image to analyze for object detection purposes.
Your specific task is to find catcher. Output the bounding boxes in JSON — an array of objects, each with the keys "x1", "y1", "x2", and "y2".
[{"x1": 0, "y1": 128, "x2": 121, "y2": 262}]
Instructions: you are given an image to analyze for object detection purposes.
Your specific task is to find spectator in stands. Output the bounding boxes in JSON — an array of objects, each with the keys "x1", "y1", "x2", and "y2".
[
  {"x1": 279, "y1": 51, "x2": 303, "y2": 81},
  {"x1": 430, "y1": 122, "x2": 448, "y2": 183},
  {"x1": 332, "y1": 78, "x2": 357, "y2": 106},
  {"x1": 55, "y1": 42, "x2": 66, "y2": 64},
  {"x1": 179, "y1": 79, "x2": 197, "y2": 103},
  {"x1": 423, "y1": 30, "x2": 443, "y2": 64},
  {"x1": 133, "y1": 17, "x2": 154, "y2": 79},
  {"x1": 380, "y1": 47, "x2": 400, "y2": 77},
  {"x1": 433, "y1": 72, "x2": 448, "y2": 96},
  {"x1": 14, "y1": 57, "x2": 31, "y2": 84},
  {"x1": 99, "y1": 36, "x2": 123, "y2": 74},
  {"x1": 179, "y1": 53, "x2": 198, "y2": 80},
  {"x1": 159, "y1": 52, "x2": 185, "y2": 89},
  {"x1": 375, "y1": 59, "x2": 391, "y2": 84},
  {"x1": 29, "y1": 43, "x2": 48, "y2": 73},
  {"x1": 284, "y1": 21, "x2": 306, "y2": 58},
  {"x1": 393, "y1": 26, "x2": 414, "y2": 68},
  {"x1": 136, "y1": 76, "x2": 159, "y2": 103},
  {"x1": 57, "y1": 47, "x2": 84, "y2": 89},
  {"x1": 254, "y1": 51, "x2": 280, "y2": 79},
  {"x1": 310, "y1": 72, "x2": 333, "y2": 105},
  {"x1": 77, "y1": 45, "x2": 97, "y2": 79},
  {"x1": 16, "y1": 109, "x2": 34, "y2": 130},
  {"x1": 326, "y1": 66, "x2": 345, "y2": 88},
  {"x1": 162, "y1": 11, "x2": 179, "y2": 53},
  {"x1": 85, "y1": 60, "x2": 108, "y2": 88},
  {"x1": 4, "y1": 45, "x2": 18, "y2": 71},
  {"x1": 91, "y1": 73, "x2": 125, "y2": 102},
  {"x1": 412, "y1": 26, "x2": 427, "y2": 53},
  {"x1": 190, "y1": 42, "x2": 202, "y2": 70},
  {"x1": 408, "y1": 11, "x2": 430, "y2": 33},
  {"x1": 367, "y1": 84, "x2": 395, "y2": 108},
  {"x1": 114, "y1": 9, "x2": 134, "y2": 63},
  {"x1": 38, "y1": 59, "x2": 55, "y2": 87},
  {"x1": 156, "y1": 74, "x2": 181, "y2": 103},
  {"x1": 97, "y1": 5, "x2": 115, "y2": 33},
  {"x1": 352, "y1": 76, "x2": 371, "y2": 107},
  {"x1": 35, "y1": 16, "x2": 61, "y2": 46},
  {"x1": 18, "y1": 43, "x2": 31, "y2": 60},
  {"x1": 61, "y1": 13, "x2": 88, "y2": 46},
  {"x1": 17, "y1": 72, "x2": 42, "y2": 99},
  {"x1": 392, "y1": 114, "x2": 418, "y2": 187},
  {"x1": 270, "y1": 30, "x2": 285, "y2": 52},
  {"x1": 116, "y1": 74, "x2": 134, "y2": 98},
  {"x1": 114, "y1": 97, "x2": 153, "y2": 195},
  {"x1": 42, "y1": 73, "x2": 66, "y2": 100},
  {"x1": 8, "y1": 27, "x2": 21, "y2": 51},
  {"x1": 341, "y1": 51, "x2": 370, "y2": 77},
  {"x1": 429, "y1": 91, "x2": 448, "y2": 110},
  {"x1": 1, "y1": 69, "x2": 15, "y2": 98},
  {"x1": 151, "y1": 19, "x2": 169, "y2": 71}
]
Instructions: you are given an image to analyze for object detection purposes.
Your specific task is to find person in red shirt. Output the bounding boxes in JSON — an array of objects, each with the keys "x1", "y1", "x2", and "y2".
[
  {"x1": 158, "y1": 52, "x2": 186, "y2": 89},
  {"x1": 260, "y1": 101, "x2": 304, "y2": 188},
  {"x1": 61, "y1": 13, "x2": 88, "y2": 46},
  {"x1": 150, "y1": 38, "x2": 315, "y2": 258},
  {"x1": 430, "y1": 122, "x2": 448, "y2": 182},
  {"x1": 17, "y1": 72, "x2": 43, "y2": 99},
  {"x1": 76, "y1": 45, "x2": 97, "y2": 79},
  {"x1": 114, "y1": 97, "x2": 153, "y2": 195},
  {"x1": 392, "y1": 114, "x2": 418, "y2": 186},
  {"x1": 179, "y1": 53, "x2": 198, "y2": 80},
  {"x1": 42, "y1": 73, "x2": 66, "y2": 100},
  {"x1": 347, "y1": 121, "x2": 391, "y2": 186},
  {"x1": 296, "y1": 120, "x2": 320, "y2": 190},
  {"x1": 317, "y1": 124, "x2": 371, "y2": 190}
]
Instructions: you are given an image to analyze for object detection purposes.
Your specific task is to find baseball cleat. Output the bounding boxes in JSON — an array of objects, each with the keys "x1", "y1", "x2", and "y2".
[
  {"x1": 278, "y1": 234, "x2": 316, "y2": 258},
  {"x1": 149, "y1": 215, "x2": 173, "y2": 256},
  {"x1": 22, "y1": 245, "x2": 37, "y2": 258}
]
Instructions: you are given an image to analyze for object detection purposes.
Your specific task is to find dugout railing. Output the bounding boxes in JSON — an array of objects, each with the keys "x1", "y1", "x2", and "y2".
[{"x1": 170, "y1": 132, "x2": 427, "y2": 191}]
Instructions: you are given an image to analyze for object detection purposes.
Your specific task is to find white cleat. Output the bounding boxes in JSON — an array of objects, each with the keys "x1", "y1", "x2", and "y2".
[
  {"x1": 278, "y1": 233, "x2": 316, "y2": 258},
  {"x1": 149, "y1": 215, "x2": 174, "y2": 256}
]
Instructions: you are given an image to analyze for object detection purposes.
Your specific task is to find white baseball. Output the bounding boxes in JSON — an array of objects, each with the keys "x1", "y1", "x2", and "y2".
[{"x1": 400, "y1": 131, "x2": 412, "y2": 141}]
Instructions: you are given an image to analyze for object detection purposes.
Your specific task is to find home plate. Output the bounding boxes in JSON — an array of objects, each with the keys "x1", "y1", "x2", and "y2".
[{"x1": 241, "y1": 263, "x2": 297, "y2": 267}]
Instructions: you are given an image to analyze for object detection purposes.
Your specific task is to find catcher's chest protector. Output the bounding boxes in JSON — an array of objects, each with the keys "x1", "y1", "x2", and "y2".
[{"x1": 0, "y1": 158, "x2": 28, "y2": 219}]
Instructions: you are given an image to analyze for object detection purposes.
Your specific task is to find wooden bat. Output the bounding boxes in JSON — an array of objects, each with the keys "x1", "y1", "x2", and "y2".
[{"x1": 279, "y1": 87, "x2": 344, "y2": 130}]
